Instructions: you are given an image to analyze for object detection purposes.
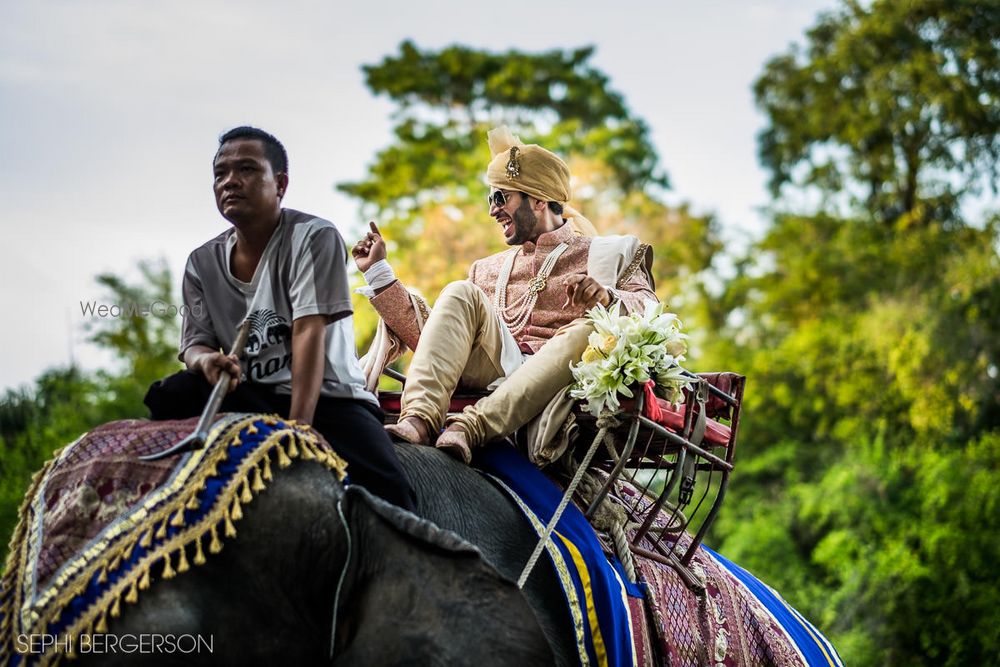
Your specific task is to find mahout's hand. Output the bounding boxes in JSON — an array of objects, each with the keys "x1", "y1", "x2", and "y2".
[{"x1": 195, "y1": 352, "x2": 242, "y2": 390}]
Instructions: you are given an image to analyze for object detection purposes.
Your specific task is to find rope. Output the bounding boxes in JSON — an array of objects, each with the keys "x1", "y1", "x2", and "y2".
[
  {"x1": 563, "y1": 422, "x2": 640, "y2": 584},
  {"x1": 601, "y1": 429, "x2": 622, "y2": 465},
  {"x1": 643, "y1": 499, "x2": 688, "y2": 535},
  {"x1": 609, "y1": 520, "x2": 637, "y2": 583},
  {"x1": 576, "y1": 460, "x2": 639, "y2": 584},
  {"x1": 517, "y1": 412, "x2": 619, "y2": 589},
  {"x1": 329, "y1": 498, "x2": 352, "y2": 659}
]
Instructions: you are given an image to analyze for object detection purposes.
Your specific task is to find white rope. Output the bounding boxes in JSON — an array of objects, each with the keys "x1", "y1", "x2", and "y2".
[
  {"x1": 609, "y1": 518, "x2": 637, "y2": 583},
  {"x1": 517, "y1": 412, "x2": 617, "y2": 589},
  {"x1": 329, "y1": 498, "x2": 352, "y2": 659},
  {"x1": 568, "y1": 453, "x2": 639, "y2": 584}
]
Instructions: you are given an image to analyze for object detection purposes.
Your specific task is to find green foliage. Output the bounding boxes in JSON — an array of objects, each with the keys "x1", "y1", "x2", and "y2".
[
  {"x1": 1, "y1": 20, "x2": 997, "y2": 663},
  {"x1": 0, "y1": 261, "x2": 182, "y2": 565},
  {"x1": 85, "y1": 259, "x2": 184, "y2": 415},
  {"x1": 755, "y1": 0, "x2": 1000, "y2": 221},
  {"x1": 0, "y1": 368, "x2": 103, "y2": 557},
  {"x1": 788, "y1": 431, "x2": 1000, "y2": 665},
  {"x1": 342, "y1": 33, "x2": 1000, "y2": 664},
  {"x1": 348, "y1": 42, "x2": 668, "y2": 203},
  {"x1": 704, "y1": 2, "x2": 1000, "y2": 664},
  {"x1": 710, "y1": 219, "x2": 1000, "y2": 664}
]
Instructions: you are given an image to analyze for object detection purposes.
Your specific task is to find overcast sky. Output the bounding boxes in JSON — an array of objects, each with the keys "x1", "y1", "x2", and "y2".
[{"x1": 0, "y1": 0, "x2": 836, "y2": 391}]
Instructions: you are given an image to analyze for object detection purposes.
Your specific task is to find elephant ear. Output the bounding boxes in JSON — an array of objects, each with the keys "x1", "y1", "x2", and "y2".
[{"x1": 336, "y1": 487, "x2": 554, "y2": 666}]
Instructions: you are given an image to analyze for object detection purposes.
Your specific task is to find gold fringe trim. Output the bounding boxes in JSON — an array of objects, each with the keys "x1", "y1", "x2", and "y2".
[
  {"x1": 300, "y1": 439, "x2": 316, "y2": 461},
  {"x1": 251, "y1": 463, "x2": 266, "y2": 492},
  {"x1": 0, "y1": 444, "x2": 65, "y2": 666},
  {"x1": 177, "y1": 546, "x2": 190, "y2": 574},
  {"x1": 193, "y1": 534, "x2": 206, "y2": 565},
  {"x1": 1, "y1": 414, "x2": 349, "y2": 666},
  {"x1": 122, "y1": 540, "x2": 135, "y2": 562},
  {"x1": 276, "y1": 442, "x2": 292, "y2": 468},
  {"x1": 124, "y1": 579, "x2": 137, "y2": 605},
  {"x1": 223, "y1": 509, "x2": 237, "y2": 538},
  {"x1": 161, "y1": 552, "x2": 175, "y2": 580},
  {"x1": 209, "y1": 525, "x2": 222, "y2": 554}
]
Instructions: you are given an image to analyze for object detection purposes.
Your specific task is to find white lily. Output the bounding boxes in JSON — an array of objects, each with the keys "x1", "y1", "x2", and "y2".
[{"x1": 569, "y1": 300, "x2": 694, "y2": 416}]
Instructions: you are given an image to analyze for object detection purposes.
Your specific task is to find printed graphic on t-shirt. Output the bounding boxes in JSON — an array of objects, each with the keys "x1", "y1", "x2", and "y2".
[{"x1": 244, "y1": 308, "x2": 291, "y2": 381}]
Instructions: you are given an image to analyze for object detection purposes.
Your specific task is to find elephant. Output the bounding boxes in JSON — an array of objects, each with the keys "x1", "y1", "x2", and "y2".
[{"x1": 76, "y1": 441, "x2": 580, "y2": 666}]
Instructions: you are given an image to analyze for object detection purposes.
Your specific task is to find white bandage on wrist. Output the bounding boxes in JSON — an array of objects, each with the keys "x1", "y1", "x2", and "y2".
[
  {"x1": 363, "y1": 259, "x2": 397, "y2": 290},
  {"x1": 355, "y1": 259, "x2": 397, "y2": 298}
]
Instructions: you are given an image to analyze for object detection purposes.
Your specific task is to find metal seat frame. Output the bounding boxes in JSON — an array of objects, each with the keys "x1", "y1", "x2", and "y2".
[
  {"x1": 378, "y1": 369, "x2": 746, "y2": 590},
  {"x1": 572, "y1": 372, "x2": 745, "y2": 589}
]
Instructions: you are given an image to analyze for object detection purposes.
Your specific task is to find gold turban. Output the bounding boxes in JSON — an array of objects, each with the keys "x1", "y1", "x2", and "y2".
[{"x1": 485, "y1": 126, "x2": 597, "y2": 236}]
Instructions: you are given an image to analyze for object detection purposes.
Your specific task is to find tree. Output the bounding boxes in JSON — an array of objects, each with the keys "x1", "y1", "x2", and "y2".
[
  {"x1": 703, "y1": 2, "x2": 1000, "y2": 664},
  {"x1": 340, "y1": 42, "x2": 721, "y2": 351},
  {"x1": 85, "y1": 258, "x2": 183, "y2": 416},
  {"x1": 755, "y1": 0, "x2": 1000, "y2": 223}
]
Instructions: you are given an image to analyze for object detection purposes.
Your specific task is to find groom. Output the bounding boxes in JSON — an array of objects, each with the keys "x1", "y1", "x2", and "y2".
[{"x1": 353, "y1": 126, "x2": 658, "y2": 463}]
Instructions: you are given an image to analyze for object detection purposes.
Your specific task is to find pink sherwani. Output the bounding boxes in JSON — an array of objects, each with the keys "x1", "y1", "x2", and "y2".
[{"x1": 371, "y1": 222, "x2": 656, "y2": 353}]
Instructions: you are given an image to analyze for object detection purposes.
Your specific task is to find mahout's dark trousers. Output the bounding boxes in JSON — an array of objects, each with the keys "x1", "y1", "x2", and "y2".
[{"x1": 145, "y1": 370, "x2": 416, "y2": 510}]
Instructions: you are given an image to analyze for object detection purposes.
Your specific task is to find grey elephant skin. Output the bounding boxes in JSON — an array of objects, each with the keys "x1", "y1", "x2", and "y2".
[{"x1": 80, "y1": 443, "x2": 576, "y2": 666}]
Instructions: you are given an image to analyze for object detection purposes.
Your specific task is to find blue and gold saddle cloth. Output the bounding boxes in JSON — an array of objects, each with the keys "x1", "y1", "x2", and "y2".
[
  {"x1": 0, "y1": 414, "x2": 347, "y2": 666},
  {"x1": 477, "y1": 443, "x2": 642, "y2": 667}
]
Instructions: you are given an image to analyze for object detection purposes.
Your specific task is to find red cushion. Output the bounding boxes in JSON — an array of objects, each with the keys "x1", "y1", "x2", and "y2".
[
  {"x1": 651, "y1": 399, "x2": 731, "y2": 446},
  {"x1": 378, "y1": 392, "x2": 482, "y2": 415}
]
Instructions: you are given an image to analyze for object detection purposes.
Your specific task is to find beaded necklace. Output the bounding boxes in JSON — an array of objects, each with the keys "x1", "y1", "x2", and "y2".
[{"x1": 493, "y1": 242, "x2": 570, "y2": 336}]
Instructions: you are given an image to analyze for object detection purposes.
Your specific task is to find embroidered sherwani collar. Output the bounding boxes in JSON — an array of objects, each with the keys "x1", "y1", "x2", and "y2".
[{"x1": 522, "y1": 221, "x2": 575, "y2": 253}]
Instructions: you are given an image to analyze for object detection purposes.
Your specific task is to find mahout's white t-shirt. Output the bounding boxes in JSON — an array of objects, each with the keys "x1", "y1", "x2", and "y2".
[{"x1": 180, "y1": 208, "x2": 376, "y2": 405}]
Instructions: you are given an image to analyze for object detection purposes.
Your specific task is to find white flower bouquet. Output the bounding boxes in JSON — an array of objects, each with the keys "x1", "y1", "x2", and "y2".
[{"x1": 569, "y1": 300, "x2": 693, "y2": 416}]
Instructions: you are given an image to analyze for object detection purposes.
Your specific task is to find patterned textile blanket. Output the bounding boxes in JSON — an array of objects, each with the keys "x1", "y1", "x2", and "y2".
[
  {"x1": 0, "y1": 414, "x2": 346, "y2": 667},
  {"x1": 617, "y1": 482, "x2": 844, "y2": 667}
]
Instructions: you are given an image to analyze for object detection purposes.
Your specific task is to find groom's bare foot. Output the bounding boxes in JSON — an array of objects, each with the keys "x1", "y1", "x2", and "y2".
[{"x1": 385, "y1": 416, "x2": 431, "y2": 445}]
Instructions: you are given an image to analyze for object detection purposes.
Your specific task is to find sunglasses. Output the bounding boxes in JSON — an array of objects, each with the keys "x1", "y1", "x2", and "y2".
[{"x1": 487, "y1": 190, "x2": 519, "y2": 209}]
